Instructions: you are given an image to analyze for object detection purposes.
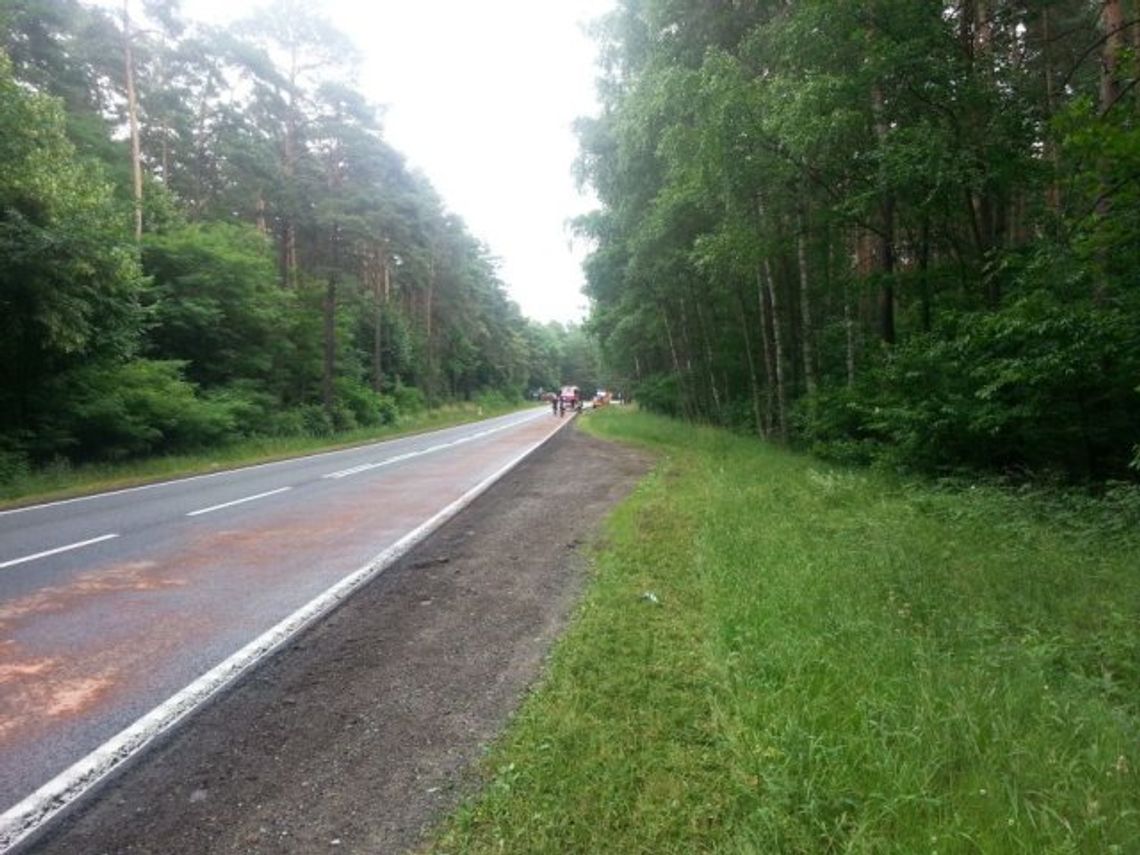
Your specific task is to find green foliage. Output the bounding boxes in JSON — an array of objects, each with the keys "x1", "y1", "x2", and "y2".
[
  {"x1": 143, "y1": 222, "x2": 287, "y2": 387},
  {"x1": 37, "y1": 360, "x2": 233, "y2": 460},
  {"x1": 633, "y1": 373, "x2": 684, "y2": 418},
  {"x1": 0, "y1": 3, "x2": 542, "y2": 468},
  {"x1": 0, "y1": 49, "x2": 149, "y2": 458},
  {"x1": 332, "y1": 377, "x2": 395, "y2": 429},
  {"x1": 576, "y1": 0, "x2": 1140, "y2": 483},
  {"x1": 391, "y1": 382, "x2": 426, "y2": 415},
  {"x1": 801, "y1": 297, "x2": 1140, "y2": 479}
]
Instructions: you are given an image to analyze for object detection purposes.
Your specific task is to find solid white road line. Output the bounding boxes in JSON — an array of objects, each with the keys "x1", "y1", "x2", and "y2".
[
  {"x1": 0, "y1": 534, "x2": 120, "y2": 570},
  {"x1": 185, "y1": 486, "x2": 292, "y2": 518},
  {"x1": 0, "y1": 411, "x2": 575, "y2": 853}
]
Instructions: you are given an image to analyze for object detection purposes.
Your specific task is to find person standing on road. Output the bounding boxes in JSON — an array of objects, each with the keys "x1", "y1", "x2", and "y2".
[
  {"x1": 558, "y1": 395, "x2": 565, "y2": 417},
  {"x1": 551, "y1": 395, "x2": 558, "y2": 416}
]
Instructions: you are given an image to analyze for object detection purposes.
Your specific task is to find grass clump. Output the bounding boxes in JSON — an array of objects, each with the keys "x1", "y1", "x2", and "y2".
[{"x1": 434, "y1": 409, "x2": 1140, "y2": 853}]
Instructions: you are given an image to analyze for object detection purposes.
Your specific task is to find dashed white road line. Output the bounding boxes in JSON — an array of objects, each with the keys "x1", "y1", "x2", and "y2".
[
  {"x1": 322, "y1": 412, "x2": 546, "y2": 479},
  {"x1": 186, "y1": 487, "x2": 292, "y2": 517},
  {"x1": 0, "y1": 533, "x2": 120, "y2": 570}
]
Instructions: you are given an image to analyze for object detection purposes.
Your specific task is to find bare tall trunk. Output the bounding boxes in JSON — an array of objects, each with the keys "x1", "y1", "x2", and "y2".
[
  {"x1": 844, "y1": 286, "x2": 857, "y2": 388},
  {"x1": 281, "y1": 45, "x2": 300, "y2": 288},
  {"x1": 691, "y1": 287, "x2": 722, "y2": 419},
  {"x1": 870, "y1": 84, "x2": 896, "y2": 343},
  {"x1": 764, "y1": 262, "x2": 788, "y2": 441},
  {"x1": 425, "y1": 258, "x2": 435, "y2": 344},
  {"x1": 755, "y1": 263, "x2": 775, "y2": 433},
  {"x1": 736, "y1": 283, "x2": 765, "y2": 439},
  {"x1": 371, "y1": 252, "x2": 388, "y2": 393},
  {"x1": 1041, "y1": 7, "x2": 1061, "y2": 211},
  {"x1": 661, "y1": 307, "x2": 692, "y2": 422},
  {"x1": 756, "y1": 193, "x2": 787, "y2": 439},
  {"x1": 122, "y1": 0, "x2": 143, "y2": 241},
  {"x1": 796, "y1": 204, "x2": 817, "y2": 397},
  {"x1": 1101, "y1": 0, "x2": 1125, "y2": 114},
  {"x1": 322, "y1": 273, "x2": 336, "y2": 412}
]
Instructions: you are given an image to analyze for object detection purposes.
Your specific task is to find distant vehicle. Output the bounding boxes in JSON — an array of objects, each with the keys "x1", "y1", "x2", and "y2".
[
  {"x1": 560, "y1": 385, "x2": 581, "y2": 412},
  {"x1": 593, "y1": 389, "x2": 612, "y2": 407}
]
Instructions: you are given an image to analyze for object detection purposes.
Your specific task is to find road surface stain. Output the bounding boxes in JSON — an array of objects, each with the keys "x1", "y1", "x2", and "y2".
[
  {"x1": 0, "y1": 653, "x2": 117, "y2": 743},
  {"x1": 0, "y1": 562, "x2": 184, "y2": 631}
]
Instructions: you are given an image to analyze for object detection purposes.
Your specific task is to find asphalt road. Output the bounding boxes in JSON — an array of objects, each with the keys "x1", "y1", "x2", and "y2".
[{"x1": 0, "y1": 407, "x2": 566, "y2": 824}]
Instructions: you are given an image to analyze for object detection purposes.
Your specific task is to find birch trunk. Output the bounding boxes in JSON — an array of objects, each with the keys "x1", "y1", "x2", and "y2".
[
  {"x1": 755, "y1": 263, "x2": 775, "y2": 432},
  {"x1": 797, "y1": 204, "x2": 817, "y2": 397},
  {"x1": 736, "y1": 283, "x2": 766, "y2": 439}
]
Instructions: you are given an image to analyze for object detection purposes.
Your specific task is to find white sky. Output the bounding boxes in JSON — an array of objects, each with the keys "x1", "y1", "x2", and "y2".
[{"x1": 119, "y1": 0, "x2": 612, "y2": 323}]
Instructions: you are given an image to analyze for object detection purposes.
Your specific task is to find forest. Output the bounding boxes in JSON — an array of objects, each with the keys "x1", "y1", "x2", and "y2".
[
  {"x1": 0, "y1": 0, "x2": 599, "y2": 478},
  {"x1": 575, "y1": 0, "x2": 1140, "y2": 482}
]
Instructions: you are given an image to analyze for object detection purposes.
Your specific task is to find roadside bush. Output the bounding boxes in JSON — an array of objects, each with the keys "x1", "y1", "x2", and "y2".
[
  {"x1": 633, "y1": 373, "x2": 684, "y2": 418},
  {"x1": 392, "y1": 382, "x2": 426, "y2": 415},
  {"x1": 201, "y1": 381, "x2": 277, "y2": 437},
  {"x1": 334, "y1": 377, "x2": 396, "y2": 427},
  {"x1": 0, "y1": 444, "x2": 30, "y2": 484},
  {"x1": 800, "y1": 296, "x2": 1140, "y2": 480},
  {"x1": 37, "y1": 359, "x2": 234, "y2": 460}
]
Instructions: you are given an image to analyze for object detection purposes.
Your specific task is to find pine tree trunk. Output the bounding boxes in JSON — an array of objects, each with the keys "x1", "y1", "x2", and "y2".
[
  {"x1": 122, "y1": 0, "x2": 143, "y2": 241},
  {"x1": 870, "y1": 84, "x2": 896, "y2": 344},
  {"x1": 323, "y1": 274, "x2": 336, "y2": 412},
  {"x1": 764, "y1": 262, "x2": 788, "y2": 441},
  {"x1": 1040, "y1": 6, "x2": 1061, "y2": 211},
  {"x1": 1101, "y1": 0, "x2": 1125, "y2": 114},
  {"x1": 920, "y1": 216, "x2": 932, "y2": 332}
]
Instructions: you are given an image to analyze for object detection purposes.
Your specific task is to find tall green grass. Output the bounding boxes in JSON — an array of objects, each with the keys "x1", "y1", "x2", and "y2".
[{"x1": 434, "y1": 409, "x2": 1140, "y2": 853}]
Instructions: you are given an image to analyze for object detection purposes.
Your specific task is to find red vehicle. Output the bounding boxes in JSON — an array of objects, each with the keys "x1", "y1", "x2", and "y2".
[{"x1": 559, "y1": 385, "x2": 581, "y2": 412}]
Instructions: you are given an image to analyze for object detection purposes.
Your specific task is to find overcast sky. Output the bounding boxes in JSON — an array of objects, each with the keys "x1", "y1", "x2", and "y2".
[{"x1": 117, "y1": 0, "x2": 613, "y2": 323}]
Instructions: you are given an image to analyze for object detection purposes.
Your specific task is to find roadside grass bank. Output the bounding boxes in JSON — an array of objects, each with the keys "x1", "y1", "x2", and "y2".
[
  {"x1": 433, "y1": 409, "x2": 1140, "y2": 853},
  {"x1": 0, "y1": 400, "x2": 531, "y2": 509}
]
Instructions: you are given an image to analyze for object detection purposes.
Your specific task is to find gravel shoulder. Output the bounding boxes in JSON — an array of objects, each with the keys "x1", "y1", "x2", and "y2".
[{"x1": 26, "y1": 422, "x2": 651, "y2": 854}]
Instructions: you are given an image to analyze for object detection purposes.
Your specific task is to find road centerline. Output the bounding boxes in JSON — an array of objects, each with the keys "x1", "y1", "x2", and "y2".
[
  {"x1": 0, "y1": 533, "x2": 120, "y2": 570},
  {"x1": 186, "y1": 487, "x2": 293, "y2": 518},
  {"x1": 322, "y1": 413, "x2": 545, "y2": 480}
]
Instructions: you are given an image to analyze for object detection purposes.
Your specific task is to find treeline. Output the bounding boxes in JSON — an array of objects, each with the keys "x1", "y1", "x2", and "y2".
[
  {"x1": 0, "y1": 0, "x2": 593, "y2": 476},
  {"x1": 576, "y1": 0, "x2": 1140, "y2": 481}
]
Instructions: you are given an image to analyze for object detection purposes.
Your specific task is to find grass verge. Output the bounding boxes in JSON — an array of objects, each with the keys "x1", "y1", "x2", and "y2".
[
  {"x1": 0, "y1": 401, "x2": 532, "y2": 509},
  {"x1": 433, "y1": 409, "x2": 1139, "y2": 853}
]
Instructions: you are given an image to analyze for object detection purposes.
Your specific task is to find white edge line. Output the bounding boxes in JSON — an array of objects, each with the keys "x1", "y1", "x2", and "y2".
[
  {"x1": 0, "y1": 408, "x2": 548, "y2": 518},
  {"x1": 185, "y1": 487, "x2": 292, "y2": 517},
  {"x1": 0, "y1": 412, "x2": 575, "y2": 853},
  {"x1": 0, "y1": 534, "x2": 120, "y2": 570}
]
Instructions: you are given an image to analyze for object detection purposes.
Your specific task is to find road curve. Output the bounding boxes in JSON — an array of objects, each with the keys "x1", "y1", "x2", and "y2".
[{"x1": 0, "y1": 407, "x2": 570, "y2": 848}]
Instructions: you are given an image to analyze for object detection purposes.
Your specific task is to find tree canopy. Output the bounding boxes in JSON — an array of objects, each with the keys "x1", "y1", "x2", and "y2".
[
  {"x1": 575, "y1": 0, "x2": 1140, "y2": 480},
  {"x1": 0, "y1": 0, "x2": 591, "y2": 470}
]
